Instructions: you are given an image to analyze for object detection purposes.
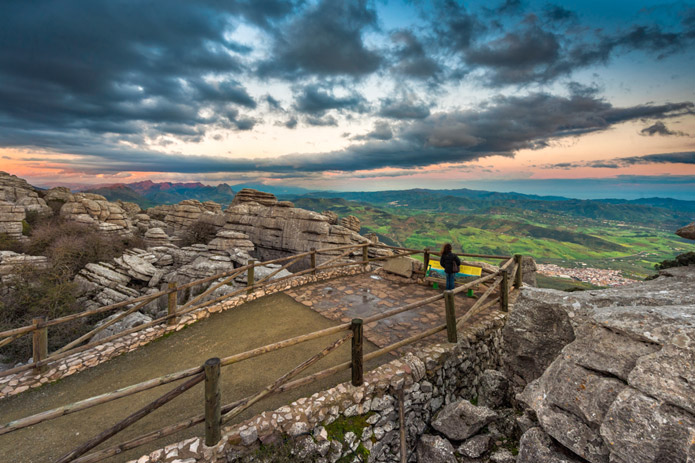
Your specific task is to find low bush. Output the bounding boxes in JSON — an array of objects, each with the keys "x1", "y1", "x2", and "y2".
[
  {"x1": 180, "y1": 220, "x2": 218, "y2": 247},
  {"x1": 0, "y1": 232, "x2": 23, "y2": 252},
  {"x1": 654, "y1": 251, "x2": 695, "y2": 270}
]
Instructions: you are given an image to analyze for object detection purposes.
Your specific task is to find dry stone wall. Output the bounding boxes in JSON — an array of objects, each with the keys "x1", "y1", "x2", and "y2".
[{"x1": 128, "y1": 311, "x2": 507, "y2": 463}]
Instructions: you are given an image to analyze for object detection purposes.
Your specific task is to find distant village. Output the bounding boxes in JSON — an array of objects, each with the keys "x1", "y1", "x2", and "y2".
[{"x1": 536, "y1": 263, "x2": 637, "y2": 287}]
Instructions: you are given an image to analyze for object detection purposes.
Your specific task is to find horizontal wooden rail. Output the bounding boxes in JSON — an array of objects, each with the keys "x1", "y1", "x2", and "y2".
[
  {"x1": 54, "y1": 372, "x2": 205, "y2": 463},
  {"x1": 456, "y1": 276, "x2": 502, "y2": 329},
  {"x1": 314, "y1": 243, "x2": 368, "y2": 254},
  {"x1": 0, "y1": 366, "x2": 204, "y2": 435},
  {"x1": 450, "y1": 271, "x2": 499, "y2": 295}
]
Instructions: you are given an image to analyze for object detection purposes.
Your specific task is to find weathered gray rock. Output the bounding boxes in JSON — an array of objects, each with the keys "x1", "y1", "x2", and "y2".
[
  {"x1": 231, "y1": 188, "x2": 278, "y2": 207},
  {"x1": 59, "y1": 193, "x2": 132, "y2": 236},
  {"x1": 0, "y1": 171, "x2": 52, "y2": 214},
  {"x1": 600, "y1": 387, "x2": 695, "y2": 463},
  {"x1": 676, "y1": 222, "x2": 695, "y2": 240},
  {"x1": 223, "y1": 195, "x2": 369, "y2": 265},
  {"x1": 521, "y1": 255, "x2": 538, "y2": 287},
  {"x1": 0, "y1": 200, "x2": 25, "y2": 239},
  {"x1": 42, "y1": 186, "x2": 74, "y2": 203},
  {"x1": 0, "y1": 251, "x2": 48, "y2": 285},
  {"x1": 456, "y1": 434, "x2": 490, "y2": 458},
  {"x1": 147, "y1": 200, "x2": 225, "y2": 236},
  {"x1": 383, "y1": 256, "x2": 417, "y2": 278},
  {"x1": 339, "y1": 215, "x2": 361, "y2": 233},
  {"x1": 431, "y1": 400, "x2": 498, "y2": 441},
  {"x1": 114, "y1": 253, "x2": 158, "y2": 281},
  {"x1": 513, "y1": 268, "x2": 695, "y2": 463},
  {"x1": 478, "y1": 369, "x2": 510, "y2": 409},
  {"x1": 322, "y1": 210, "x2": 338, "y2": 225},
  {"x1": 502, "y1": 291, "x2": 575, "y2": 387},
  {"x1": 91, "y1": 311, "x2": 153, "y2": 342},
  {"x1": 207, "y1": 230, "x2": 254, "y2": 254},
  {"x1": 416, "y1": 434, "x2": 456, "y2": 463},
  {"x1": 518, "y1": 427, "x2": 583, "y2": 463},
  {"x1": 490, "y1": 449, "x2": 516, "y2": 463},
  {"x1": 143, "y1": 228, "x2": 171, "y2": 248}
]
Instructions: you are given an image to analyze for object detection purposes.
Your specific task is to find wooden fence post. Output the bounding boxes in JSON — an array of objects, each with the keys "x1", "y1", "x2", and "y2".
[
  {"x1": 362, "y1": 245, "x2": 369, "y2": 268},
  {"x1": 351, "y1": 319, "x2": 363, "y2": 386},
  {"x1": 514, "y1": 254, "x2": 523, "y2": 289},
  {"x1": 444, "y1": 291, "x2": 457, "y2": 343},
  {"x1": 310, "y1": 248, "x2": 316, "y2": 275},
  {"x1": 204, "y1": 357, "x2": 221, "y2": 446},
  {"x1": 247, "y1": 260, "x2": 255, "y2": 294},
  {"x1": 423, "y1": 247, "x2": 430, "y2": 275},
  {"x1": 500, "y1": 271, "x2": 509, "y2": 312},
  {"x1": 167, "y1": 282, "x2": 178, "y2": 326},
  {"x1": 32, "y1": 317, "x2": 48, "y2": 372}
]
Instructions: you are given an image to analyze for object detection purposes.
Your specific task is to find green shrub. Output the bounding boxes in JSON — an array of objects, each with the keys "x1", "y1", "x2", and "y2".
[
  {"x1": 654, "y1": 252, "x2": 695, "y2": 270},
  {"x1": 21, "y1": 220, "x2": 31, "y2": 236}
]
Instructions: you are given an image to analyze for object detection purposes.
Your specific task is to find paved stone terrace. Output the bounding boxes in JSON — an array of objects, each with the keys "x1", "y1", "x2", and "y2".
[{"x1": 286, "y1": 269, "x2": 500, "y2": 351}]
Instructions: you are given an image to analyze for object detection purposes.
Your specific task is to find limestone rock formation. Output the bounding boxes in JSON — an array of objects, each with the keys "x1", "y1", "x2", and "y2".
[
  {"x1": 517, "y1": 427, "x2": 583, "y2": 463},
  {"x1": 147, "y1": 200, "x2": 225, "y2": 236},
  {"x1": 0, "y1": 171, "x2": 52, "y2": 215},
  {"x1": 143, "y1": 228, "x2": 171, "y2": 248},
  {"x1": 116, "y1": 200, "x2": 142, "y2": 217},
  {"x1": 223, "y1": 190, "x2": 369, "y2": 264},
  {"x1": 416, "y1": 435, "x2": 456, "y2": 463},
  {"x1": 42, "y1": 187, "x2": 75, "y2": 204},
  {"x1": 322, "y1": 210, "x2": 338, "y2": 225},
  {"x1": 676, "y1": 222, "x2": 695, "y2": 240},
  {"x1": 208, "y1": 230, "x2": 254, "y2": 253},
  {"x1": 511, "y1": 267, "x2": 695, "y2": 463},
  {"x1": 231, "y1": 188, "x2": 278, "y2": 207},
  {"x1": 0, "y1": 200, "x2": 25, "y2": 239},
  {"x1": 339, "y1": 215, "x2": 361, "y2": 233},
  {"x1": 91, "y1": 311, "x2": 153, "y2": 342},
  {"x1": 503, "y1": 266, "x2": 695, "y2": 388},
  {"x1": 0, "y1": 251, "x2": 48, "y2": 285},
  {"x1": 59, "y1": 193, "x2": 132, "y2": 236}
]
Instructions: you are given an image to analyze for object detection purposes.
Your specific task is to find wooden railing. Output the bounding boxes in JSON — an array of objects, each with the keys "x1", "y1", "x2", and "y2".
[{"x1": 0, "y1": 244, "x2": 524, "y2": 463}]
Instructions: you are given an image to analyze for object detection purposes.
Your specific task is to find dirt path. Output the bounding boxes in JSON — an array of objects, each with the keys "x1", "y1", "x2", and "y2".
[{"x1": 0, "y1": 293, "x2": 383, "y2": 463}]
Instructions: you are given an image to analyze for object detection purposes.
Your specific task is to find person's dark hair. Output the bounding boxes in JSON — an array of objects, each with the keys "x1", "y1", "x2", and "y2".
[{"x1": 441, "y1": 243, "x2": 452, "y2": 255}]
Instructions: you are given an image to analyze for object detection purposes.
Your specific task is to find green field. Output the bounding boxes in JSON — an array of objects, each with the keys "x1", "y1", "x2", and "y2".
[{"x1": 292, "y1": 196, "x2": 692, "y2": 279}]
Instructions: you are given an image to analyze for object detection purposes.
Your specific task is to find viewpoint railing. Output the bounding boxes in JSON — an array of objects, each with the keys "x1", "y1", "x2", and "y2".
[{"x1": 0, "y1": 243, "x2": 523, "y2": 463}]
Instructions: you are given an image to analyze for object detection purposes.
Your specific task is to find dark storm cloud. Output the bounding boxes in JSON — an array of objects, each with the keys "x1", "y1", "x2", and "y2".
[
  {"x1": 542, "y1": 5, "x2": 577, "y2": 22},
  {"x1": 294, "y1": 85, "x2": 366, "y2": 116},
  {"x1": 0, "y1": 0, "x2": 273, "y2": 147},
  {"x1": 542, "y1": 152, "x2": 694, "y2": 169},
  {"x1": 29, "y1": 93, "x2": 692, "y2": 177},
  {"x1": 378, "y1": 98, "x2": 431, "y2": 120},
  {"x1": 436, "y1": 1, "x2": 483, "y2": 51},
  {"x1": 390, "y1": 30, "x2": 441, "y2": 79},
  {"x1": 353, "y1": 121, "x2": 393, "y2": 141},
  {"x1": 640, "y1": 121, "x2": 689, "y2": 136},
  {"x1": 257, "y1": 0, "x2": 382, "y2": 78}
]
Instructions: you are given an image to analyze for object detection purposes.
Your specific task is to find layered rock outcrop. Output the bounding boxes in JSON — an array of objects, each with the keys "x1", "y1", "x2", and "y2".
[
  {"x1": 223, "y1": 189, "x2": 369, "y2": 265},
  {"x1": 0, "y1": 201, "x2": 25, "y2": 239},
  {"x1": 147, "y1": 200, "x2": 225, "y2": 236},
  {"x1": 59, "y1": 193, "x2": 133, "y2": 236},
  {"x1": 508, "y1": 266, "x2": 695, "y2": 463},
  {"x1": 0, "y1": 171, "x2": 51, "y2": 215},
  {"x1": 0, "y1": 251, "x2": 48, "y2": 285}
]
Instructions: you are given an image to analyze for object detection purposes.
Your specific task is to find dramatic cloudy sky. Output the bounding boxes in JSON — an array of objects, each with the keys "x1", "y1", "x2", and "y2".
[{"x1": 1, "y1": 0, "x2": 694, "y2": 198}]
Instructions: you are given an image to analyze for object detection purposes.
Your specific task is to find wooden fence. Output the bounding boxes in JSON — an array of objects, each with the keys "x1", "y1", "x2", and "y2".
[{"x1": 0, "y1": 243, "x2": 523, "y2": 463}]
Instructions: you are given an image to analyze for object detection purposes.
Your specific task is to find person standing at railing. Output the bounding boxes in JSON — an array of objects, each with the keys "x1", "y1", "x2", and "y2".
[{"x1": 439, "y1": 243, "x2": 461, "y2": 291}]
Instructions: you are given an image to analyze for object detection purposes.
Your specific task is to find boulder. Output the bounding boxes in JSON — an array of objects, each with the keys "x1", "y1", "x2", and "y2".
[
  {"x1": 114, "y1": 253, "x2": 158, "y2": 281},
  {"x1": 0, "y1": 200, "x2": 25, "y2": 239},
  {"x1": 116, "y1": 200, "x2": 142, "y2": 217},
  {"x1": 431, "y1": 400, "x2": 498, "y2": 441},
  {"x1": 42, "y1": 187, "x2": 74, "y2": 203},
  {"x1": 518, "y1": 427, "x2": 583, "y2": 463},
  {"x1": 0, "y1": 251, "x2": 48, "y2": 285},
  {"x1": 416, "y1": 434, "x2": 457, "y2": 463},
  {"x1": 478, "y1": 369, "x2": 510, "y2": 409},
  {"x1": 0, "y1": 171, "x2": 52, "y2": 215},
  {"x1": 339, "y1": 215, "x2": 361, "y2": 233},
  {"x1": 383, "y1": 256, "x2": 418, "y2": 278},
  {"x1": 456, "y1": 434, "x2": 490, "y2": 459},
  {"x1": 676, "y1": 222, "x2": 695, "y2": 240}
]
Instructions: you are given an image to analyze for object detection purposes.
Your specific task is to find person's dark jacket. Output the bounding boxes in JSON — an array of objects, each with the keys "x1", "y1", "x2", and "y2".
[{"x1": 440, "y1": 251, "x2": 461, "y2": 274}]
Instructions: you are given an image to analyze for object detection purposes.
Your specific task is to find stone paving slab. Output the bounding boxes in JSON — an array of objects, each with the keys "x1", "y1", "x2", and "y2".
[{"x1": 286, "y1": 269, "x2": 500, "y2": 351}]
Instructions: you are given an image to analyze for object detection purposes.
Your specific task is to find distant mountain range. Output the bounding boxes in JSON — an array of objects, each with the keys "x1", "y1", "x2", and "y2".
[{"x1": 82, "y1": 181, "x2": 236, "y2": 208}]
